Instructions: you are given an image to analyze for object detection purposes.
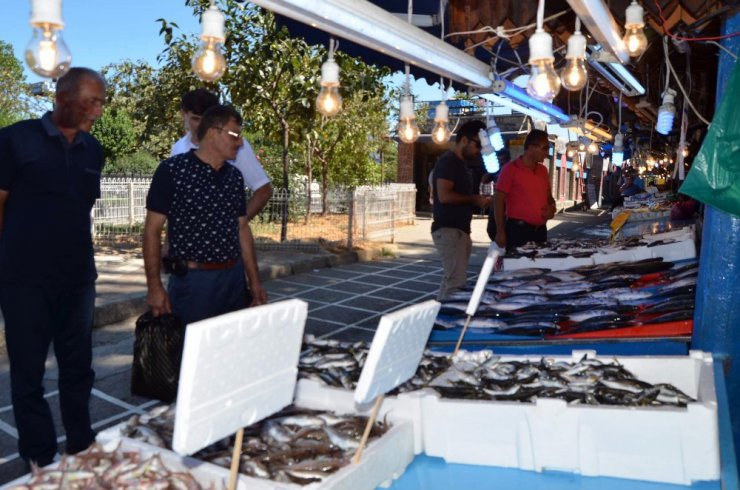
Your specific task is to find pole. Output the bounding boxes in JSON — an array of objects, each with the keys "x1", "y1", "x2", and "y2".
[
  {"x1": 353, "y1": 394, "x2": 385, "y2": 464},
  {"x1": 227, "y1": 427, "x2": 244, "y2": 490}
]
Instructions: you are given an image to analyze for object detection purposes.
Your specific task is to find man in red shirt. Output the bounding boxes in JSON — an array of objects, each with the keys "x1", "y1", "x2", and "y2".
[{"x1": 493, "y1": 129, "x2": 556, "y2": 251}]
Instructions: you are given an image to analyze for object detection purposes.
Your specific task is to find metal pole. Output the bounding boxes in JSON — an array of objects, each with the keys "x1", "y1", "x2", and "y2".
[
  {"x1": 128, "y1": 181, "x2": 135, "y2": 227},
  {"x1": 690, "y1": 10, "x2": 740, "y2": 471},
  {"x1": 348, "y1": 189, "x2": 354, "y2": 251}
]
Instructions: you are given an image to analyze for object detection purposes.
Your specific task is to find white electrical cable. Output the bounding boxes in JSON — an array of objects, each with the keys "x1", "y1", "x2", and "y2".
[
  {"x1": 663, "y1": 37, "x2": 711, "y2": 126},
  {"x1": 445, "y1": 9, "x2": 568, "y2": 42},
  {"x1": 536, "y1": 0, "x2": 545, "y2": 30}
]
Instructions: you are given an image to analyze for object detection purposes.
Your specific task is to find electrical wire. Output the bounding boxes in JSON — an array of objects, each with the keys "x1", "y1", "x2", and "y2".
[
  {"x1": 663, "y1": 37, "x2": 711, "y2": 125},
  {"x1": 653, "y1": 0, "x2": 740, "y2": 41}
]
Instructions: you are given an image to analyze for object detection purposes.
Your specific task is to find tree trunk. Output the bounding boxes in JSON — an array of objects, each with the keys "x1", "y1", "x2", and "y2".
[
  {"x1": 281, "y1": 121, "x2": 290, "y2": 242},
  {"x1": 321, "y1": 156, "x2": 329, "y2": 217},
  {"x1": 305, "y1": 138, "x2": 312, "y2": 225}
]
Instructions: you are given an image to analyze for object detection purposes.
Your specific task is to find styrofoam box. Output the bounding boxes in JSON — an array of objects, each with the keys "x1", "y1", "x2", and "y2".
[
  {"x1": 294, "y1": 377, "x2": 428, "y2": 454},
  {"x1": 420, "y1": 350, "x2": 719, "y2": 486},
  {"x1": 91, "y1": 418, "x2": 414, "y2": 490},
  {"x1": 503, "y1": 255, "x2": 594, "y2": 271},
  {"x1": 591, "y1": 245, "x2": 652, "y2": 265}
]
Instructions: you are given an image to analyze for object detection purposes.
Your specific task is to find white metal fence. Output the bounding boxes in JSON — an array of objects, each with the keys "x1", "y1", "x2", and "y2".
[{"x1": 92, "y1": 178, "x2": 417, "y2": 250}]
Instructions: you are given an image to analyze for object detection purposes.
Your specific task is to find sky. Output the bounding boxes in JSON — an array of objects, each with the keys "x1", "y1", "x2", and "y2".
[{"x1": 1, "y1": 0, "x2": 441, "y2": 100}]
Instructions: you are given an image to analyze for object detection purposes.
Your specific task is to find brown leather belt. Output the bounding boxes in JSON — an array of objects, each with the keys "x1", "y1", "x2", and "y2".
[{"x1": 186, "y1": 259, "x2": 238, "y2": 270}]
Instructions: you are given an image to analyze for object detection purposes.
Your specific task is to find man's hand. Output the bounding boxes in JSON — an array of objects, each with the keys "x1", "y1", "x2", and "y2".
[
  {"x1": 494, "y1": 230, "x2": 507, "y2": 249},
  {"x1": 544, "y1": 202, "x2": 557, "y2": 220},
  {"x1": 250, "y1": 284, "x2": 268, "y2": 306},
  {"x1": 474, "y1": 195, "x2": 492, "y2": 209},
  {"x1": 147, "y1": 283, "x2": 172, "y2": 317}
]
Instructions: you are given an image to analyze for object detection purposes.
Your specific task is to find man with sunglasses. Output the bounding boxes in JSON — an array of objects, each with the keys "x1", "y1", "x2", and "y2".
[
  {"x1": 431, "y1": 119, "x2": 492, "y2": 300},
  {"x1": 172, "y1": 89, "x2": 272, "y2": 221},
  {"x1": 144, "y1": 105, "x2": 267, "y2": 326},
  {"x1": 492, "y1": 129, "x2": 557, "y2": 252}
]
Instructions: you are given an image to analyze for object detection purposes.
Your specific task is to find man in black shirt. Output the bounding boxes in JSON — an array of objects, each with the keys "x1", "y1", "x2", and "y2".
[
  {"x1": 431, "y1": 120, "x2": 491, "y2": 299},
  {"x1": 143, "y1": 105, "x2": 267, "y2": 325},
  {"x1": 0, "y1": 67, "x2": 106, "y2": 468}
]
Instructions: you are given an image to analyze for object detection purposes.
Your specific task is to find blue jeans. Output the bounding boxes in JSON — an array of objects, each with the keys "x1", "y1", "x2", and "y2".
[
  {"x1": 167, "y1": 262, "x2": 248, "y2": 325},
  {"x1": 0, "y1": 282, "x2": 96, "y2": 465}
]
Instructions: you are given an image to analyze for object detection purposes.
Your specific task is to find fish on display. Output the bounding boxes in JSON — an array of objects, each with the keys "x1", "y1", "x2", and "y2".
[
  {"x1": 435, "y1": 258, "x2": 699, "y2": 338},
  {"x1": 118, "y1": 404, "x2": 389, "y2": 486},
  {"x1": 431, "y1": 353, "x2": 695, "y2": 407},
  {"x1": 298, "y1": 337, "x2": 450, "y2": 393},
  {"x1": 9, "y1": 442, "x2": 203, "y2": 489}
]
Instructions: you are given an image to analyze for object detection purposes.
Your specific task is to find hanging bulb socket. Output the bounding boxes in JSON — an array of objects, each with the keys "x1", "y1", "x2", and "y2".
[
  {"x1": 560, "y1": 30, "x2": 587, "y2": 91},
  {"x1": 192, "y1": 3, "x2": 227, "y2": 82},
  {"x1": 316, "y1": 50, "x2": 342, "y2": 116},
  {"x1": 656, "y1": 89, "x2": 676, "y2": 135},
  {"x1": 624, "y1": 1, "x2": 648, "y2": 57},
  {"x1": 25, "y1": 0, "x2": 71, "y2": 78},
  {"x1": 431, "y1": 101, "x2": 451, "y2": 145},
  {"x1": 398, "y1": 95, "x2": 420, "y2": 144},
  {"x1": 527, "y1": 29, "x2": 561, "y2": 102}
]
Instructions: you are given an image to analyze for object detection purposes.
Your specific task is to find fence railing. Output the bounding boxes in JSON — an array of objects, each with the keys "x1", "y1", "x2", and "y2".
[{"x1": 92, "y1": 178, "x2": 417, "y2": 250}]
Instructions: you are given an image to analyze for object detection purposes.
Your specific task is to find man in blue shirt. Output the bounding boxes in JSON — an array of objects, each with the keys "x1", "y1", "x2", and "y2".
[
  {"x1": 0, "y1": 67, "x2": 106, "y2": 468},
  {"x1": 143, "y1": 105, "x2": 267, "y2": 325}
]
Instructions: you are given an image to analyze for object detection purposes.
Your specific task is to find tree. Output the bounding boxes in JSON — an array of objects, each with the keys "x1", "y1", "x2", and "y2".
[
  {"x1": 0, "y1": 41, "x2": 31, "y2": 127},
  {"x1": 91, "y1": 110, "x2": 138, "y2": 162}
]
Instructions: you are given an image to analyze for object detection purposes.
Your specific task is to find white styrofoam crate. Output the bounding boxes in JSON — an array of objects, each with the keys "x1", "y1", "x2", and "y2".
[
  {"x1": 355, "y1": 300, "x2": 440, "y2": 405},
  {"x1": 293, "y1": 378, "x2": 428, "y2": 454},
  {"x1": 420, "y1": 350, "x2": 719, "y2": 485},
  {"x1": 591, "y1": 245, "x2": 653, "y2": 264},
  {"x1": 649, "y1": 238, "x2": 696, "y2": 262},
  {"x1": 89, "y1": 418, "x2": 415, "y2": 490},
  {"x1": 173, "y1": 299, "x2": 307, "y2": 455},
  {"x1": 1, "y1": 438, "x2": 229, "y2": 490},
  {"x1": 502, "y1": 255, "x2": 594, "y2": 271}
]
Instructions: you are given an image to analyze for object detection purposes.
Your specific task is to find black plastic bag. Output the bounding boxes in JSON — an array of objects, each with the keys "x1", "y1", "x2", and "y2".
[{"x1": 131, "y1": 312, "x2": 185, "y2": 403}]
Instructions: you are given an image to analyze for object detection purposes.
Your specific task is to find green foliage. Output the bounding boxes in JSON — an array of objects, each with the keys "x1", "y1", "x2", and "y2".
[
  {"x1": 104, "y1": 151, "x2": 159, "y2": 176},
  {"x1": 0, "y1": 41, "x2": 31, "y2": 127},
  {"x1": 91, "y1": 110, "x2": 138, "y2": 161}
]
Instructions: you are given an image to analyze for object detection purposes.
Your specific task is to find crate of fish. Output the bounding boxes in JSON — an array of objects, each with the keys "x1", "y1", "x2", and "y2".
[
  {"x1": 419, "y1": 350, "x2": 719, "y2": 485},
  {"x1": 294, "y1": 337, "x2": 450, "y2": 453},
  {"x1": 95, "y1": 404, "x2": 415, "y2": 489},
  {"x1": 2, "y1": 437, "x2": 227, "y2": 489}
]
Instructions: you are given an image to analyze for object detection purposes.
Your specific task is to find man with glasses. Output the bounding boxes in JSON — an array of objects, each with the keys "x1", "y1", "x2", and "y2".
[
  {"x1": 492, "y1": 129, "x2": 557, "y2": 252},
  {"x1": 144, "y1": 105, "x2": 267, "y2": 326},
  {"x1": 172, "y1": 89, "x2": 272, "y2": 221},
  {"x1": 431, "y1": 119, "x2": 491, "y2": 300}
]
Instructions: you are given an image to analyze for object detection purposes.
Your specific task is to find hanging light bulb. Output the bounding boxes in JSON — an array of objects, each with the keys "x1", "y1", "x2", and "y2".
[
  {"x1": 656, "y1": 88, "x2": 676, "y2": 135},
  {"x1": 25, "y1": 0, "x2": 72, "y2": 78},
  {"x1": 397, "y1": 94, "x2": 420, "y2": 144},
  {"x1": 560, "y1": 21, "x2": 588, "y2": 91},
  {"x1": 566, "y1": 145, "x2": 576, "y2": 158},
  {"x1": 483, "y1": 151, "x2": 500, "y2": 174},
  {"x1": 527, "y1": 30, "x2": 561, "y2": 101},
  {"x1": 612, "y1": 133, "x2": 624, "y2": 166},
  {"x1": 431, "y1": 101, "x2": 451, "y2": 144},
  {"x1": 623, "y1": 1, "x2": 648, "y2": 58},
  {"x1": 587, "y1": 141, "x2": 599, "y2": 154},
  {"x1": 682, "y1": 145, "x2": 689, "y2": 158},
  {"x1": 316, "y1": 40, "x2": 342, "y2": 116},
  {"x1": 192, "y1": 3, "x2": 226, "y2": 82},
  {"x1": 488, "y1": 121, "x2": 505, "y2": 152}
]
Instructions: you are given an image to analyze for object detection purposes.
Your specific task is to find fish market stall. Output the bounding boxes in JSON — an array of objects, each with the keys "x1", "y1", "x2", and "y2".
[{"x1": 430, "y1": 258, "x2": 697, "y2": 354}]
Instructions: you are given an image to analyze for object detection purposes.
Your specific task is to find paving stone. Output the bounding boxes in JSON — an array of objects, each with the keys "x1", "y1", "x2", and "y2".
[
  {"x1": 367, "y1": 287, "x2": 431, "y2": 303},
  {"x1": 340, "y1": 296, "x2": 404, "y2": 313},
  {"x1": 393, "y1": 280, "x2": 440, "y2": 293},
  {"x1": 299, "y1": 289, "x2": 356, "y2": 304},
  {"x1": 310, "y1": 306, "x2": 373, "y2": 326},
  {"x1": 326, "y1": 327, "x2": 377, "y2": 343}
]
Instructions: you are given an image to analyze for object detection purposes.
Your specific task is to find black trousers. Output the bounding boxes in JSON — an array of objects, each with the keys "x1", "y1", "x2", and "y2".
[
  {"x1": 505, "y1": 219, "x2": 548, "y2": 251},
  {"x1": 0, "y1": 282, "x2": 97, "y2": 465}
]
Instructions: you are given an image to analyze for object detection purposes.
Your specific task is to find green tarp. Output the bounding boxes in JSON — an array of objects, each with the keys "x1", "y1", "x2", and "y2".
[{"x1": 680, "y1": 62, "x2": 740, "y2": 217}]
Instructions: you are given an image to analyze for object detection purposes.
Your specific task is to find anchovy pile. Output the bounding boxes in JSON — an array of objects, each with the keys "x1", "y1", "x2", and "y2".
[
  {"x1": 119, "y1": 405, "x2": 389, "y2": 486},
  {"x1": 432, "y1": 352, "x2": 695, "y2": 407},
  {"x1": 9, "y1": 443, "x2": 203, "y2": 489},
  {"x1": 437, "y1": 258, "x2": 698, "y2": 336},
  {"x1": 509, "y1": 236, "x2": 682, "y2": 259},
  {"x1": 298, "y1": 337, "x2": 450, "y2": 393}
]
